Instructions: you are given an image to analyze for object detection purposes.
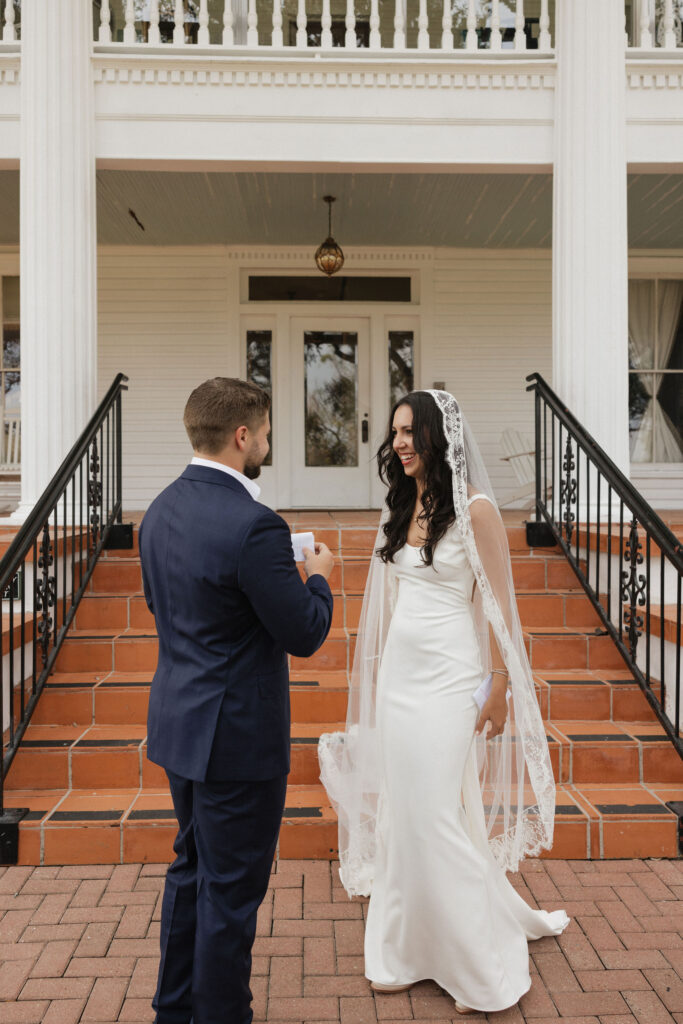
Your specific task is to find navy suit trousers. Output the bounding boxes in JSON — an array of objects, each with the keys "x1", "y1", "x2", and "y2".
[{"x1": 153, "y1": 770, "x2": 288, "y2": 1024}]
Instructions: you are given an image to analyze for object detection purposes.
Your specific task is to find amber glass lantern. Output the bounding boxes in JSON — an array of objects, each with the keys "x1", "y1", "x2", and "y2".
[{"x1": 315, "y1": 196, "x2": 345, "y2": 276}]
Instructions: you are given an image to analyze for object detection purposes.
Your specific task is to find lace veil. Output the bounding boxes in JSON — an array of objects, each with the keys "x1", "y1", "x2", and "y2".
[{"x1": 318, "y1": 390, "x2": 556, "y2": 897}]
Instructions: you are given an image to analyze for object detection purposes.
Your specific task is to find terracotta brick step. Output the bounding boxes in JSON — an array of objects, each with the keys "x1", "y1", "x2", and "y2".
[
  {"x1": 278, "y1": 782, "x2": 681, "y2": 861},
  {"x1": 18, "y1": 666, "x2": 664, "y2": 737},
  {"x1": 9, "y1": 773, "x2": 679, "y2": 866}
]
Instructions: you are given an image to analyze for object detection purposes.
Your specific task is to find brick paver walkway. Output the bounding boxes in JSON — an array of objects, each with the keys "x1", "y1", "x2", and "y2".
[{"x1": 0, "y1": 859, "x2": 682, "y2": 1023}]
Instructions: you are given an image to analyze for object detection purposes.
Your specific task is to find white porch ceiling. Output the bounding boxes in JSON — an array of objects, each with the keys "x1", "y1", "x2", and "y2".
[{"x1": 0, "y1": 170, "x2": 682, "y2": 248}]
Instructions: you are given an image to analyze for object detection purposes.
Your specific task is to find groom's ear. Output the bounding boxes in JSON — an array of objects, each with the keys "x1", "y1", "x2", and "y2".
[{"x1": 234, "y1": 424, "x2": 249, "y2": 451}]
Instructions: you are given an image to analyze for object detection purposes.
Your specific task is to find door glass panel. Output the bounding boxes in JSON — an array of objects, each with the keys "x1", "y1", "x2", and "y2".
[
  {"x1": 388, "y1": 331, "x2": 414, "y2": 407},
  {"x1": 246, "y1": 330, "x2": 273, "y2": 466},
  {"x1": 304, "y1": 332, "x2": 358, "y2": 467}
]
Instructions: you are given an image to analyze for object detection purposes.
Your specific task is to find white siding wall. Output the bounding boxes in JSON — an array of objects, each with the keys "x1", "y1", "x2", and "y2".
[
  {"x1": 98, "y1": 248, "x2": 236, "y2": 509},
  {"x1": 97, "y1": 246, "x2": 552, "y2": 509},
  {"x1": 426, "y1": 250, "x2": 552, "y2": 504}
]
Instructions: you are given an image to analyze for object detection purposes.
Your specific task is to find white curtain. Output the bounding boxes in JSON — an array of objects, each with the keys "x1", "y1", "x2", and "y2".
[{"x1": 629, "y1": 280, "x2": 683, "y2": 463}]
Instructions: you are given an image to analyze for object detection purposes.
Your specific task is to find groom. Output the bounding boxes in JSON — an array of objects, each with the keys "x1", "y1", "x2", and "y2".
[{"x1": 139, "y1": 377, "x2": 334, "y2": 1024}]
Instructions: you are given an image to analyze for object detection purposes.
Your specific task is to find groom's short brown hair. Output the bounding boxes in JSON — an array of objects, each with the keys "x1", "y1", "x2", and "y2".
[{"x1": 184, "y1": 377, "x2": 271, "y2": 454}]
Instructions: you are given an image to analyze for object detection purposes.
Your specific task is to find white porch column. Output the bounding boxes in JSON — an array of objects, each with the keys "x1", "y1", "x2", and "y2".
[
  {"x1": 13, "y1": 0, "x2": 97, "y2": 521},
  {"x1": 552, "y1": 0, "x2": 629, "y2": 474}
]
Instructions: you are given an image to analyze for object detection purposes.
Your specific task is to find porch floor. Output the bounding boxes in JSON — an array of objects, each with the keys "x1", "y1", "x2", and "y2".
[{"x1": 0, "y1": 858, "x2": 682, "y2": 1023}]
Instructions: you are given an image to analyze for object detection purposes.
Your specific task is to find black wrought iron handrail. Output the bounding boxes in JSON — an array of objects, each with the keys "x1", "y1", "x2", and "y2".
[
  {"x1": 526, "y1": 372, "x2": 682, "y2": 759},
  {"x1": 0, "y1": 373, "x2": 128, "y2": 855}
]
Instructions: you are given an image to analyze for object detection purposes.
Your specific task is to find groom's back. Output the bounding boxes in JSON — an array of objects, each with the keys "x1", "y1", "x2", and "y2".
[{"x1": 139, "y1": 466, "x2": 291, "y2": 783}]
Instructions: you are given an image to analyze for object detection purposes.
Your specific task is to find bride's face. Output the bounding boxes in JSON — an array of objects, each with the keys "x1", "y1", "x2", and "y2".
[{"x1": 392, "y1": 404, "x2": 425, "y2": 482}]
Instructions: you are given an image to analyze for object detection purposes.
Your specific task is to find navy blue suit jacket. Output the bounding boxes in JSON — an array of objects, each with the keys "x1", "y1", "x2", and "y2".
[{"x1": 138, "y1": 465, "x2": 333, "y2": 783}]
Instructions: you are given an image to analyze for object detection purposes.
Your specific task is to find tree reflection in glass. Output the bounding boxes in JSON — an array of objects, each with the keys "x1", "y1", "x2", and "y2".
[
  {"x1": 389, "y1": 331, "x2": 414, "y2": 407},
  {"x1": 304, "y1": 332, "x2": 358, "y2": 467},
  {"x1": 246, "y1": 330, "x2": 273, "y2": 466}
]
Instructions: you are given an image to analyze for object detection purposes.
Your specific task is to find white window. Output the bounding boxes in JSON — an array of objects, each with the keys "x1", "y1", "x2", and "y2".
[{"x1": 628, "y1": 279, "x2": 683, "y2": 463}]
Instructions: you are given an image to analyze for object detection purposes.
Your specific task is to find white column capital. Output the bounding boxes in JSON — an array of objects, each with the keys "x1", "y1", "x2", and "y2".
[
  {"x1": 12, "y1": 0, "x2": 98, "y2": 523},
  {"x1": 552, "y1": 0, "x2": 630, "y2": 475}
]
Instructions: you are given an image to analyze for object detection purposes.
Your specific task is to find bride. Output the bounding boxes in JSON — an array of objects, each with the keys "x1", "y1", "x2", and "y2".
[{"x1": 318, "y1": 389, "x2": 568, "y2": 1015}]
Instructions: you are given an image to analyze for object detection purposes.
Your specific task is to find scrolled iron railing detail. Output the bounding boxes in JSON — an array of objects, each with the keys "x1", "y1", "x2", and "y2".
[
  {"x1": 526, "y1": 372, "x2": 682, "y2": 761},
  {"x1": 88, "y1": 435, "x2": 102, "y2": 552},
  {"x1": 35, "y1": 522, "x2": 56, "y2": 668},
  {"x1": 560, "y1": 433, "x2": 577, "y2": 546},
  {"x1": 621, "y1": 516, "x2": 647, "y2": 662},
  {"x1": 0, "y1": 374, "x2": 129, "y2": 861}
]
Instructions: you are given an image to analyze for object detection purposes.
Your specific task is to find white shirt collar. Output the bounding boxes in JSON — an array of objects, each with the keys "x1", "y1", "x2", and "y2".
[{"x1": 190, "y1": 456, "x2": 261, "y2": 500}]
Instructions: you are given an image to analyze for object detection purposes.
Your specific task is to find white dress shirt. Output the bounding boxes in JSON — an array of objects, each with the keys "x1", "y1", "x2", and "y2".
[{"x1": 190, "y1": 456, "x2": 261, "y2": 500}]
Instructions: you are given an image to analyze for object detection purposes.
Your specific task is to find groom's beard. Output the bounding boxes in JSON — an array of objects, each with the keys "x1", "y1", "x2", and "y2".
[
  {"x1": 244, "y1": 440, "x2": 266, "y2": 480},
  {"x1": 243, "y1": 461, "x2": 261, "y2": 481}
]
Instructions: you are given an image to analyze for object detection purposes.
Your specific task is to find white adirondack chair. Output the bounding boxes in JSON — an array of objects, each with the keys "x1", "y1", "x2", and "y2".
[{"x1": 499, "y1": 428, "x2": 537, "y2": 508}]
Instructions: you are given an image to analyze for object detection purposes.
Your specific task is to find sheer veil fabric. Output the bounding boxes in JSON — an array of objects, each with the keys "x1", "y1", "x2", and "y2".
[{"x1": 318, "y1": 390, "x2": 557, "y2": 898}]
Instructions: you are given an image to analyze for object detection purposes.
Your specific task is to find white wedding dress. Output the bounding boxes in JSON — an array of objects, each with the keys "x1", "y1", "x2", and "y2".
[{"x1": 364, "y1": 500, "x2": 569, "y2": 1012}]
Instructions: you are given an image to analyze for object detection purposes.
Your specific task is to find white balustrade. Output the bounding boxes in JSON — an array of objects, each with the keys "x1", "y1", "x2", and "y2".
[
  {"x1": 97, "y1": 0, "x2": 111, "y2": 44},
  {"x1": 441, "y1": 0, "x2": 453, "y2": 51},
  {"x1": 296, "y1": 0, "x2": 307, "y2": 48},
  {"x1": 540, "y1": 0, "x2": 551, "y2": 51},
  {"x1": 247, "y1": 0, "x2": 259, "y2": 45},
  {"x1": 272, "y1": 0, "x2": 284, "y2": 47},
  {"x1": 77, "y1": 0, "x2": 566, "y2": 54},
  {"x1": 223, "y1": 2, "x2": 235, "y2": 46},
  {"x1": 123, "y1": 0, "x2": 135, "y2": 45},
  {"x1": 198, "y1": 0, "x2": 210, "y2": 45},
  {"x1": 370, "y1": 0, "x2": 381, "y2": 50},
  {"x1": 490, "y1": 0, "x2": 502, "y2": 51},
  {"x1": 173, "y1": 0, "x2": 185, "y2": 44},
  {"x1": 466, "y1": 0, "x2": 478, "y2": 52},
  {"x1": 514, "y1": 0, "x2": 525, "y2": 51},
  {"x1": 663, "y1": 0, "x2": 676, "y2": 49},
  {"x1": 393, "y1": 0, "x2": 405, "y2": 49},
  {"x1": 345, "y1": 0, "x2": 357, "y2": 49},
  {"x1": 148, "y1": 0, "x2": 160, "y2": 46}
]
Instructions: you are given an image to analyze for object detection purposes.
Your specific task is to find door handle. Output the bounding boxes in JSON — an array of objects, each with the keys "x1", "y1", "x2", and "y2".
[{"x1": 362, "y1": 414, "x2": 369, "y2": 444}]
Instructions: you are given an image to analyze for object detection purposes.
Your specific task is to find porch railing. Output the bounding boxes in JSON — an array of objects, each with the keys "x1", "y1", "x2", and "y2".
[
  {"x1": 0, "y1": 373, "x2": 129, "y2": 863},
  {"x1": 526, "y1": 372, "x2": 682, "y2": 761}
]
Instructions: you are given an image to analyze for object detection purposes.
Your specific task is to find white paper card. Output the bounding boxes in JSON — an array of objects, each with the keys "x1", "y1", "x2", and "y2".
[
  {"x1": 291, "y1": 531, "x2": 315, "y2": 563},
  {"x1": 473, "y1": 673, "x2": 512, "y2": 712}
]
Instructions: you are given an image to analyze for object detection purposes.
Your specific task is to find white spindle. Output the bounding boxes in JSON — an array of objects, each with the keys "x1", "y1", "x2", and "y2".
[
  {"x1": 441, "y1": 0, "x2": 453, "y2": 50},
  {"x1": 148, "y1": 0, "x2": 161, "y2": 45},
  {"x1": 173, "y1": 0, "x2": 185, "y2": 44},
  {"x1": 223, "y1": 2, "x2": 235, "y2": 45},
  {"x1": 393, "y1": 0, "x2": 405, "y2": 48},
  {"x1": 296, "y1": 0, "x2": 307, "y2": 47},
  {"x1": 247, "y1": 0, "x2": 259, "y2": 45},
  {"x1": 638, "y1": 0, "x2": 652, "y2": 48},
  {"x1": 417, "y1": 0, "x2": 429, "y2": 49},
  {"x1": 369, "y1": 0, "x2": 381, "y2": 49},
  {"x1": 663, "y1": 0, "x2": 676, "y2": 49},
  {"x1": 123, "y1": 0, "x2": 136, "y2": 44},
  {"x1": 198, "y1": 0, "x2": 209, "y2": 44},
  {"x1": 539, "y1": 0, "x2": 550, "y2": 51},
  {"x1": 321, "y1": 0, "x2": 332, "y2": 47},
  {"x1": 272, "y1": 0, "x2": 283, "y2": 46},
  {"x1": 345, "y1": 0, "x2": 357, "y2": 49},
  {"x1": 466, "y1": 0, "x2": 477, "y2": 51},
  {"x1": 514, "y1": 0, "x2": 525, "y2": 51},
  {"x1": 490, "y1": 0, "x2": 502, "y2": 50},
  {"x1": 97, "y1": 0, "x2": 111, "y2": 43}
]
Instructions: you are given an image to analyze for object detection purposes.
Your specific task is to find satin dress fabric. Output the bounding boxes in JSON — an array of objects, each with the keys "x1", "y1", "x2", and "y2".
[{"x1": 364, "y1": 509, "x2": 569, "y2": 1012}]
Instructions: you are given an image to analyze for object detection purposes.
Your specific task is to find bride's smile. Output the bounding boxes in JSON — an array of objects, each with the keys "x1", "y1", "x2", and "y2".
[{"x1": 392, "y1": 405, "x2": 424, "y2": 480}]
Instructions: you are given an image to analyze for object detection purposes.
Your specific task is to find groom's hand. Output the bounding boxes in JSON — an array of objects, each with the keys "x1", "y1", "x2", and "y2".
[{"x1": 303, "y1": 543, "x2": 334, "y2": 581}]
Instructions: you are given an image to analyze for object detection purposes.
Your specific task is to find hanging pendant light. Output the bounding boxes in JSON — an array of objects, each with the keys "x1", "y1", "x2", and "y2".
[{"x1": 315, "y1": 195, "x2": 345, "y2": 276}]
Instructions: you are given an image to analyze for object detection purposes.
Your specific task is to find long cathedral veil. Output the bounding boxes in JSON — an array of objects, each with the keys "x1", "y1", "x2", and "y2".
[{"x1": 318, "y1": 390, "x2": 556, "y2": 898}]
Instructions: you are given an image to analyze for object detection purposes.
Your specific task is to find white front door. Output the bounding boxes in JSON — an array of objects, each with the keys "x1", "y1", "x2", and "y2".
[{"x1": 290, "y1": 317, "x2": 373, "y2": 507}]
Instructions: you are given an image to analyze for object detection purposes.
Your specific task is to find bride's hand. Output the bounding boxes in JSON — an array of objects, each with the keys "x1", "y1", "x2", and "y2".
[{"x1": 475, "y1": 690, "x2": 509, "y2": 739}]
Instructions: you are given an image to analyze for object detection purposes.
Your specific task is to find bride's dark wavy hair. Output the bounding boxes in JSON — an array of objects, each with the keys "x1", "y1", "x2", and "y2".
[{"x1": 376, "y1": 391, "x2": 455, "y2": 567}]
